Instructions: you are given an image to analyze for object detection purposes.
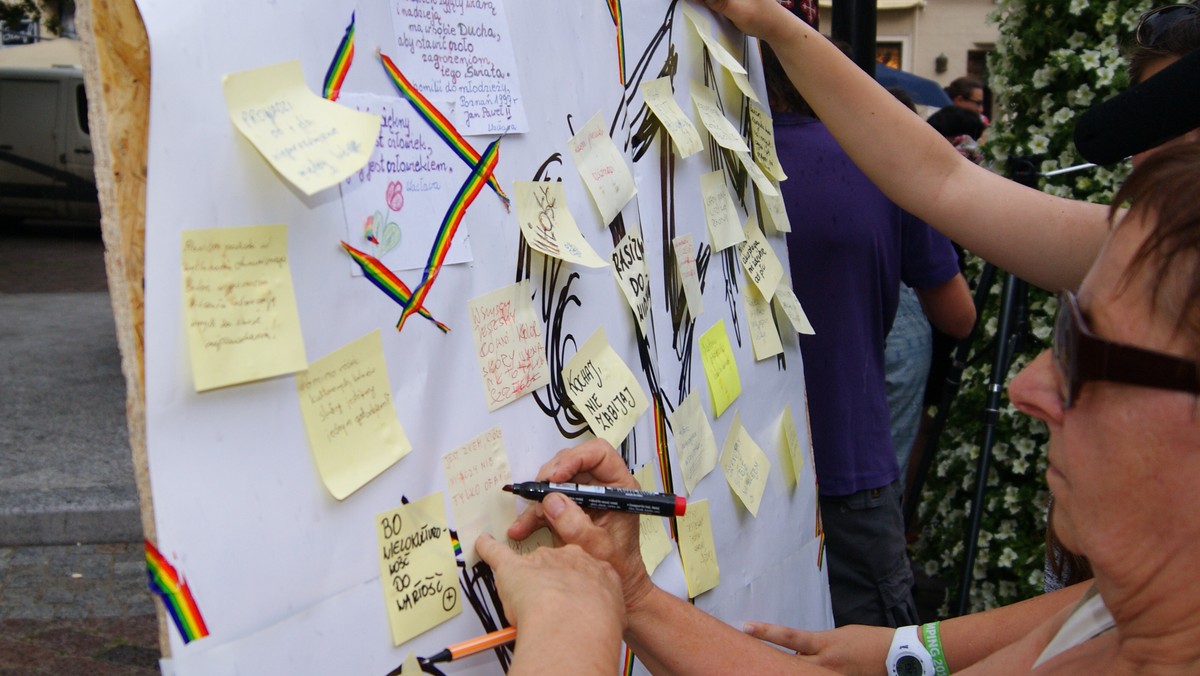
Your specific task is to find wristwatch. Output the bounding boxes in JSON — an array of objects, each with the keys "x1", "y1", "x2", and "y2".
[{"x1": 886, "y1": 625, "x2": 935, "y2": 676}]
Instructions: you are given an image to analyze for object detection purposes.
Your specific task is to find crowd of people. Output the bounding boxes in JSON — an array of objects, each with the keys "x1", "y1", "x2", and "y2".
[{"x1": 476, "y1": 0, "x2": 1200, "y2": 672}]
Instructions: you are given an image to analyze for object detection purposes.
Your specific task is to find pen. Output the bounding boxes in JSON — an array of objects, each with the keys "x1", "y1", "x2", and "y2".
[
  {"x1": 419, "y1": 626, "x2": 517, "y2": 666},
  {"x1": 504, "y1": 481, "x2": 687, "y2": 517}
]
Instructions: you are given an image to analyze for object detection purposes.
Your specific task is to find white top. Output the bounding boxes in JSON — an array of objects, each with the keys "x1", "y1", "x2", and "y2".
[{"x1": 1033, "y1": 585, "x2": 1115, "y2": 669}]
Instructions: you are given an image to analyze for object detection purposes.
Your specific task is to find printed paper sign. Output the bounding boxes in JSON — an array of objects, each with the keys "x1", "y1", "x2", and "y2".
[
  {"x1": 720, "y1": 412, "x2": 770, "y2": 516},
  {"x1": 698, "y1": 319, "x2": 742, "y2": 417},
  {"x1": 672, "y1": 233, "x2": 705, "y2": 317},
  {"x1": 514, "y1": 181, "x2": 608, "y2": 268},
  {"x1": 181, "y1": 223, "x2": 307, "y2": 391},
  {"x1": 640, "y1": 77, "x2": 703, "y2": 158},
  {"x1": 467, "y1": 281, "x2": 551, "y2": 411},
  {"x1": 611, "y1": 230, "x2": 652, "y2": 337},
  {"x1": 678, "y1": 499, "x2": 720, "y2": 598},
  {"x1": 699, "y1": 170, "x2": 746, "y2": 252},
  {"x1": 223, "y1": 60, "x2": 379, "y2": 196},
  {"x1": 691, "y1": 85, "x2": 750, "y2": 153},
  {"x1": 569, "y1": 111, "x2": 638, "y2": 225},
  {"x1": 635, "y1": 463, "x2": 674, "y2": 576},
  {"x1": 388, "y1": 0, "x2": 529, "y2": 135},
  {"x1": 738, "y1": 216, "x2": 783, "y2": 300},
  {"x1": 376, "y1": 493, "x2": 462, "y2": 646},
  {"x1": 748, "y1": 102, "x2": 787, "y2": 181},
  {"x1": 743, "y1": 273, "x2": 784, "y2": 361},
  {"x1": 562, "y1": 327, "x2": 649, "y2": 447},
  {"x1": 669, "y1": 390, "x2": 719, "y2": 495},
  {"x1": 442, "y1": 427, "x2": 515, "y2": 567},
  {"x1": 774, "y1": 284, "x2": 816, "y2": 335},
  {"x1": 780, "y1": 405, "x2": 805, "y2": 488},
  {"x1": 296, "y1": 330, "x2": 413, "y2": 500}
]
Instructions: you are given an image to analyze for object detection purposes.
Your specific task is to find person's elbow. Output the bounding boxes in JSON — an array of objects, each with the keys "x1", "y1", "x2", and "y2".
[{"x1": 919, "y1": 274, "x2": 976, "y2": 340}]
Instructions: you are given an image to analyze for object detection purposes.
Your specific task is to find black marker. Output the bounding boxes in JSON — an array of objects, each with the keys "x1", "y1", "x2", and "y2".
[{"x1": 503, "y1": 481, "x2": 686, "y2": 517}]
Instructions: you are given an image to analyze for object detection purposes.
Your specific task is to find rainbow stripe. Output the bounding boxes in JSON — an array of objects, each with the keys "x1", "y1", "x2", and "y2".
[
  {"x1": 397, "y1": 139, "x2": 499, "y2": 331},
  {"x1": 145, "y1": 539, "x2": 209, "y2": 644},
  {"x1": 607, "y1": 0, "x2": 627, "y2": 85},
  {"x1": 652, "y1": 396, "x2": 677, "y2": 539},
  {"x1": 450, "y1": 534, "x2": 463, "y2": 558},
  {"x1": 322, "y1": 12, "x2": 355, "y2": 101},
  {"x1": 340, "y1": 241, "x2": 450, "y2": 333},
  {"x1": 377, "y1": 51, "x2": 509, "y2": 208}
]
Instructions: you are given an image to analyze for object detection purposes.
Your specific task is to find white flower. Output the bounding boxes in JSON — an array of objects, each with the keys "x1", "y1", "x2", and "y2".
[
  {"x1": 1068, "y1": 0, "x2": 1087, "y2": 15},
  {"x1": 1096, "y1": 65, "x2": 1116, "y2": 87},
  {"x1": 924, "y1": 560, "x2": 940, "y2": 576},
  {"x1": 1052, "y1": 107, "x2": 1075, "y2": 125},
  {"x1": 998, "y1": 547, "x2": 1018, "y2": 568},
  {"x1": 1012, "y1": 456, "x2": 1030, "y2": 474},
  {"x1": 1041, "y1": 159, "x2": 1059, "y2": 175},
  {"x1": 1028, "y1": 134, "x2": 1050, "y2": 154},
  {"x1": 1067, "y1": 32, "x2": 1087, "y2": 50},
  {"x1": 1031, "y1": 66, "x2": 1055, "y2": 88},
  {"x1": 1080, "y1": 50, "x2": 1101, "y2": 71}
]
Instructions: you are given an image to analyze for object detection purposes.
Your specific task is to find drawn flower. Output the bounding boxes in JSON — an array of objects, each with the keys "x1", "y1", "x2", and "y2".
[{"x1": 386, "y1": 181, "x2": 405, "y2": 212}]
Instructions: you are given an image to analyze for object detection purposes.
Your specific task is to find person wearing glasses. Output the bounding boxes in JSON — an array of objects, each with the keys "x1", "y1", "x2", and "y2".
[{"x1": 944, "y1": 76, "x2": 988, "y2": 124}]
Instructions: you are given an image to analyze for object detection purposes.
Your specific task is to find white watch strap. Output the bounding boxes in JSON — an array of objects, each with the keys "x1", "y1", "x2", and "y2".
[{"x1": 886, "y1": 625, "x2": 935, "y2": 676}]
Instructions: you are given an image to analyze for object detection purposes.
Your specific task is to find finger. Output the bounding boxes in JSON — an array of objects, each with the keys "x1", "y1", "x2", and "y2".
[
  {"x1": 507, "y1": 502, "x2": 547, "y2": 541},
  {"x1": 540, "y1": 440, "x2": 638, "y2": 487},
  {"x1": 743, "y1": 622, "x2": 816, "y2": 653},
  {"x1": 540, "y1": 492, "x2": 612, "y2": 557},
  {"x1": 475, "y1": 533, "x2": 517, "y2": 569}
]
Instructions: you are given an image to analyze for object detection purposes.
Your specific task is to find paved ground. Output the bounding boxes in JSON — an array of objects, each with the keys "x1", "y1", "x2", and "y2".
[{"x1": 0, "y1": 221, "x2": 161, "y2": 672}]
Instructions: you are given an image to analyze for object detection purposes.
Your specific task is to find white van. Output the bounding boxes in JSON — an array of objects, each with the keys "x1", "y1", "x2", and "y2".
[{"x1": 0, "y1": 64, "x2": 98, "y2": 221}]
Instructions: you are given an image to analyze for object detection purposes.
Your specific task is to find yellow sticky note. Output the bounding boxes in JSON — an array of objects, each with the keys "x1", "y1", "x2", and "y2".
[
  {"x1": 738, "y1": 216, "x2": 784, "y2": 300},
  {"x1": 748, "y1": 102, "x2": 788, "y2": 182},
  {"x1": 774, "y1": 284, "x2": 816, "y2": 335},
  {"x1": 743, "y1": 273, "x2": 784, "y2": 361},
  {"x1": 569, "y1": 111, "x2": 637, "y2": 225},
  {"x1": 611, "y1": 230, "x2": 652, "y2": 338},
  {"x1": 376, "y1": 493, "x2": 462, "y2": 646},
  {"x1": 669, "y1": 390, "x2": 719, "y2": 495},
  {"x1": 513, "y1": 181, "x2": 608, "y2": 268},
  {"x1": 223, "y1": 60, "x2": 380, "y2": 196},
  {"x1": 780, "y1": 405, "x2": 805, "y2": 488},
  {"x1": 442, "y1": 427, "x2": 514, "y2": 568},
  {"x1": 727, "y1": 69, "x2": 762, "y2": 104},
  {"x1": 699, "y1": 170, "x2": 746, "y2": 252},
  {"x1": 691, "y1": 85, "x2": 750, "y2": 153},
  {"x1": 735, "y1": 149, "x2": 779, "y2": 197},
  {"x1": 640, "y1": 77, "x2": 703, "y2": 158},
  {"x1": 467, "y1": 281, "x2": 551, "y2": 412},
  {"x1": 634, "y1": 463, "x2": 674, "y2": 576},
  {"x1": 562, "y1": 327, "x2": 649, "y2": 447},
  {"x1": 681, "y1": 4, "x2": 748, "y2": 75},
  {"x1": 698, "y1": 320, "x2": 741, "y2": 417},
  {"x1": 760, "y1": 184, "x2": 792, "y2": 234},
  {"x1": 400, "y1": 652, "x2": 421, "y2": 675},
  {"x1": 182, "y1": 224, "x2": 307, "y2": 392},
  {"x1": 672, "y1": 234, "x2": 705, "y2": 317},
  {"x1": 720, "y1": 412, "x2": 771, "y2": 517},
  {"x1": 296, "y1": 330, "x2": 412, "y2": 500},
  {"x1": 678, "y1": 498, "x2": 720, "y2": 598}
]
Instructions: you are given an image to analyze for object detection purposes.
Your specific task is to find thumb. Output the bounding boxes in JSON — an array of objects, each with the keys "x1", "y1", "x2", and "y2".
[
  {"x1": 541, "y1": 493, "x2": 597, "y2": 546},
  {"x1": 475, "y1": 533, "x2": 515, "y2": 569}
]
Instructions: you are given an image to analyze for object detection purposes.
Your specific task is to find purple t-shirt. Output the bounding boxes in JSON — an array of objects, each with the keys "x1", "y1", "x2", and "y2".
[{"x1": 775, "y1": 113, "x2": 960, "y2": 496}]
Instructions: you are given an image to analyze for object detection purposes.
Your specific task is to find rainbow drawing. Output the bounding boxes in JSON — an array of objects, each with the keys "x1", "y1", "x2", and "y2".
[
  {"x1": 607, "y1": 0, "x2": 627, "y2": 85},
  {"x1": 145, "y1": 539, "x2": 209, "y2": 644},
  {"x1": 322, "y1": 12, "x2": 355, "y2": 101},
  {"x1": 340, "y1": 241, "x2": 450, "y2": 333},
  {"x1": 377, "y1": 50, "x2": 509, "y2": 208},
  {"x1": 396, "y1": 139, "x2": 499, "y2": 332}
]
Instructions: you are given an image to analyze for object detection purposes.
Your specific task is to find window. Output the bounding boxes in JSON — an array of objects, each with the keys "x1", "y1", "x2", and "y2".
[{"x1": 877, "y1": 42, "x2": 902, "y2": 69}]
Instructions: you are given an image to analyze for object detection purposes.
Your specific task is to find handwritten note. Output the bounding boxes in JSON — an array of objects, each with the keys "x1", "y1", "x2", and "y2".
[
  {"x1": 696, "y1": 319, "x2": 739, "y2": 417},
  {"x1": 774, "y1": 283, "x2": 816, "y2": 335},
  {"x1": 514, "y1": 181, "x2": 608, "y2": 268},
  {"x1": 780, "y1": 405, "x2": 805, "y2": 488},
  {"x1": 743, "y1": 273, "x2": 784, "y2": 361},
  {"x1": 376, "y1": 493, "x2": 461, "y2": 646},
  {"x1": 699, "y1": 170, "x2": 745, "y2": 252},
  {"x1": 337, "y1": 93, "x2": 471, "y2": 271},
  {"x1": 441, "y1": 427, "x2": 514, "y2": 567},
  {"x1": 735, "y1": 149, "x2": 779, "y2": 197},
  {"x1": 748, "y1": 102, "x2": 787, "y2": 181},
  {"x1": 691, "y1": 85, "x2": 750, "y2": 153},
  {"x1": 389, "y1": 0, "x2": 529, "y2": 135},
  {"x1": 672, "y1": 234, "x2": 705, "y2": 317},
  {"x1": 611, "y1": 230, "x2": 652, "y2": 337},
  {"x1": 562, "y1": 327, "x2": 649, "y2": 447},
  {"x1": 698, "y1": 320, "x2": 741, "y2": 417},
  {"x1": 181, "y1": 224, "x2": 307, "y2": 392},
  {"x1": 720, "y1": 412, "x2": 770, "y2": 517},
  {"x1": 570, "y1": 111, "x2": 638, "y2": 225},
  {"x1": 760, "y1": 184, "x2": 792, "y2": 234},
  {"x1": 296, "y1": 331, "x2": 413, "y2": 499},
  {"x1": 223, "y1": 60, "x2": 379, "y2": 196},
  {"x1": 738, "y1": 216, "x2": 784, "y2": 300},
  {"x1": 678, "y1": 498, "x2": 719, "y2": 598},
  {"x1": 634, "y1": 463, "x2": 674, "y2": 576},
  {"x1": 467, "y1": 281, "x2": 550, "y2": 411},
  {"x1": 640, "y1": 77, "x2": 703, "y2": 158},
  {"x1": 669, "y1": 390, "x2": 719, "y2": 495}
]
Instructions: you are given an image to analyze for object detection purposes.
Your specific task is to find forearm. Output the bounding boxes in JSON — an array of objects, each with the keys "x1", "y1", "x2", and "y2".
[
  {"x1": 509, "y1": 611, "x2": 624, "y2": 675},
  {"x1": 916, "y1": 274, "x2": 976, "y2": 339}
]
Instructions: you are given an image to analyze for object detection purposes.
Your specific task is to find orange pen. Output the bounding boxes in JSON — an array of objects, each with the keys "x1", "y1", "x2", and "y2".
[{"x1": 420, "y1": 626, "x2": 517, "y2": 665}]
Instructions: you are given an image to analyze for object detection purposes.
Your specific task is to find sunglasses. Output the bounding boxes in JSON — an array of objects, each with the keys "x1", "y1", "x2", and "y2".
[
  {"x1": 1052, "y1": 290, "x2": 1200, "y2": 408},
  {"x1": 1136, "y1": 1, "x2": 1200, "y2": 48}
]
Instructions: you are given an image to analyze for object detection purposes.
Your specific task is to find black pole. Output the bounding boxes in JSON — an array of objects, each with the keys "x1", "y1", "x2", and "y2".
[{"x1": 831, "y1": 0, "x2": 878, "y2": 77}]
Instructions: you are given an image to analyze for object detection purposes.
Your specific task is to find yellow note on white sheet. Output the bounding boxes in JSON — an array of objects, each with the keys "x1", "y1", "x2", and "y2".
[
  {"x1": 467, "y1": 281, "x2": 551, "y2": 411},
  {"x1": 760, "y1": 184, "x2": 792, "y2": 234},
  {"x1": 569, "y1": 111, "x2": 637, "y2": 225},
  {"x1": 738, "y1": 216, "x2": 784, "y2": 300},
  {"x1": 743, "y1": 273, "x2": 784, "y2": 360},
  {"x1": 640, "y1": 77, "x2": 703, "y2": 158},
  {"x1": 611, "y1": 230, "x2": 652, "y2": 338},
  {"x1": 376, "y1": 493, "x2": 461, "y2": 646},
  {"x1": 296, "y1": 330, "x2": 412, "y2": 500},
  {"x1": 698, "y1": 319, "x2": 741, "y2": 417},
  {"x1": 774, "y1": 283, "x2": 816, "y2": 335},
  {"x1": 735, "y1": 149, "x2": 779, "y2": 197},
  {"x1": 442, "y1": 427, "x2": 514, "y2": 568},
  {"x1": 700, "y1": 170, "x2": 746, "y2": 252},
  {"x1": 562, "y1": 327, "x2": 649, "y2": 447},
  {"x1": 780, "y1": 405, "x2": 805, "y2": 487},
  {"x1": 678, "y1": 498, "x2": 720, "y2": 598},
  {"x1": 672, "y1": 233, "x2": 705, "y2": 317},
  {"x1": 720, "y1": 412, "x2": 771, "y2": 517},
  {"x1": 670, "y1": 390, "x2": 719, "y2": 495},
  {"x1": 681, "y1": 3, "x2": 748, "y2": 75},
  {"x1": 223, "y1": 60, "x2": 379, "y2": 195},
  {"x1": 748, "y1": 102, "x2": 788, "y2": 182},
  {"x1": 635, "y1": 463, "x2": 674, "y2": 576},
  {"x1": 514, "y1": 181, "x2": 608, "y2": 268},
  {"x1": 691, "y1": 85, "x2": 750, "y2": 153},
  {"x1": 182, "y1": 223, "x2": 307, "y2": 392}
]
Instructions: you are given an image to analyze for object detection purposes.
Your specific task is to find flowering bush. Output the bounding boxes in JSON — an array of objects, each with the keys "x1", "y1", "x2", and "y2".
[{"x1": 911, "y1": 0, "x2": 1140, "y2": 614}]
